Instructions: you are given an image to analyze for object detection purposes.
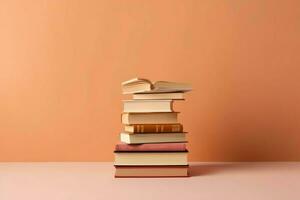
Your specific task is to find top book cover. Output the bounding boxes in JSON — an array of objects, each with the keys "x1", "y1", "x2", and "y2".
[{"x1": 122, "y1": 78, "x2": 192, "y2": 94}]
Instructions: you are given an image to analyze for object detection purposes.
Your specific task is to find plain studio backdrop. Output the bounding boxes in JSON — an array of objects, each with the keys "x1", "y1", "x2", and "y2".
[{"x1": 0, "y1": 0, "x2": 299, "y2": 162}]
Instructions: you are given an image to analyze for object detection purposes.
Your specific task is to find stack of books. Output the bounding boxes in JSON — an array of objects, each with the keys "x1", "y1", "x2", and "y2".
[{"x1": 114, "y1": 78, "x2": 192, "y2": 178}]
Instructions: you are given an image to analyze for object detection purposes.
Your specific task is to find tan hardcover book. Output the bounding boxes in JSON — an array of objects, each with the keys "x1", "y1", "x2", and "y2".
[
  {"x1": 115, "y1": 165, "x2": 189, "y2": 177},
  {"x1": 123, "y1": 100, "x2": 173, "y2": 113},
  {"x1": 114, "y1": 152, "x2": 188, "y2": 166},
  {"x1": 121, "y1": 112, "x2": 178, "y2": 125},
  {"x1": 122, "y1": 78, "x2": 192, "y2": 94},
  {"x1": 124, "y1": 124, "x2": 183, "y2": 133},
  {"x1": 133, "y1": 92, "x2": 184, "y2": 100},
  {"x1": 120, "y1": 132, "x2": 187, "y2": 144}
]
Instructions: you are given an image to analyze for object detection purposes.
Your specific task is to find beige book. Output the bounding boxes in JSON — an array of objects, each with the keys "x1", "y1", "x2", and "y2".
[
  {"x1": 122, "y1": 78, "x2": 192, "y2": 94},
  {"x1": 121, "y1": 112, "x2": 178, "y2": 125},
  {"x1": 114, "y1": 152, "x2": 188, "y2": 166},
  {"x1": 133, "y1": 92, "x2": 184, "y2": 100},
  {"x1": 120, "y1": 132, "x2": 187, "y2": 144},
  {"x1": 123, "y1": 100, "x2": 173, "y2": 113}
]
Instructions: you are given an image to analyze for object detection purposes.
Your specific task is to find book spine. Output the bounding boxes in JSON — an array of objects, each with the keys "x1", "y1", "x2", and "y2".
[{"x1": 133, "y1": 124, "x2": 183, "y2": 133}]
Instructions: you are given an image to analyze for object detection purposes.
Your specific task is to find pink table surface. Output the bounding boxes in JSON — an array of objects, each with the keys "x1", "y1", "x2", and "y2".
[{"x1": 0, "y1": 162, "x2": 299, "y2": 200}]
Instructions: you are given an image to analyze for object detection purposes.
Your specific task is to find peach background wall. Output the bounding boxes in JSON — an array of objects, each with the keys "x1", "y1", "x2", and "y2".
[{"x1": 1, "y1": 0, "x2": 300, "y2": 161}]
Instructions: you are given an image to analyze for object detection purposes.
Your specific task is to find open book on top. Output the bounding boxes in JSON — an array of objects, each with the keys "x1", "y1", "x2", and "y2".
[{"x1": 122, "y1": 78, "x2": 192, "y2": 94}]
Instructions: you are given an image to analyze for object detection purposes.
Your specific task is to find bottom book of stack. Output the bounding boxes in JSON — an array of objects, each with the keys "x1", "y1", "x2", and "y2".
[{"x1": 114, "y1": 143, "x2": 189, "y2": 177}]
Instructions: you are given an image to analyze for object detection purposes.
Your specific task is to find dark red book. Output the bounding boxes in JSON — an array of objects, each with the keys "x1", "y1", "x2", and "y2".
[{"x1": 115, "y1": 142, "x2": 187, "y2": 152}]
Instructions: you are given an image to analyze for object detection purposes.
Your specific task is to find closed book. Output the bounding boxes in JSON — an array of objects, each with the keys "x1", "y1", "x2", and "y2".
[
  {"x1": 124, "y1": 124, "x2": 183, "y2": 133},
  {"x1": 115, "y1": 143, "x2": 187, "y2": 152},
  {"x1": 123, "y1": 100, "x2": 173, "y2": 113},
  {"x1": 133, "y1": 92, "x2": 184, "y2": 100},
  {"x1": 121, "y1": 112, "x2": 178, "y2": 125},
  {"x1": 114, "y1": 151, "x2": 188, "y2": 166},
  {"x1": 120, "y1": 132, "x2": 187, "y2": 144},
  {"x1": 115, "y1": 165, "x2": 189, "y2": 177}
]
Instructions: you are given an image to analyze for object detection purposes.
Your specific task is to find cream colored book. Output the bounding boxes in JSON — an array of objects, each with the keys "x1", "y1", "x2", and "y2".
[
  {"x1": 122, "y1": 78, "x2": 192, "y2": 94},
  {"x1": 133, "y1": 92, "x2": 184, "y2": 100},
  {"x1": 120, "y1": 132, "x2": 187, "y2": 144},
  {"x1": 121, "y1": 112, "x2": 178, "y2": 124},
  {"x1": 123, "y1": 100, "x2": 173, "y2": 113},
  {"x1": 114, "y1": 152, "x2": 188, "y2": 166}
]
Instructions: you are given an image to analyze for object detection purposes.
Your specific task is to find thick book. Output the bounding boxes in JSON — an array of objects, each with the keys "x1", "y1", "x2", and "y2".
[
  {"x1": 122, "y1": 78, "x2": 192, "y2": 94},
  {"x1": 115, "y1": 142, "x2": 187, "y2": 152},
  {"x1": 123, "y1": 100, "x2": 174, "y2": 113},
  {"x1": 124, "y1": 124, "x2": 183, "y2": 133},
  {"x1": 121, "y1": 112, "x2": 178, "y2": 125},
  {"x1": 133, "y1": 92, "x2": 184, "y2": 100},
  {"x1": 120, "y1": 132, "x2": 187, "y2": 144},
  {"x1": 114, "y1": 151, "x2": 188, "y2": 166},
  {"x1": 115, "y1": 165, "x2": 189, "y2": 177}
]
